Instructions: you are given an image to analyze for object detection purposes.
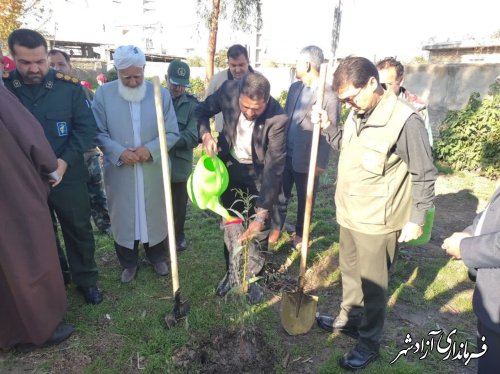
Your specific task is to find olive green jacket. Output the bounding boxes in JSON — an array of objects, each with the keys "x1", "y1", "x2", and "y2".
[{"x1": 170, "y1": 92, "x2": 199, "y2": 182}]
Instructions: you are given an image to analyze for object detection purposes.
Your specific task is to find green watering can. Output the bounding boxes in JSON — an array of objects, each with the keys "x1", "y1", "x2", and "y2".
[
  {"x1": 187, "y1": 154, "x2": 231, "y2": 219},
  {"x1": 407, "y1": 206, "x2": 435, "y2": 246}
]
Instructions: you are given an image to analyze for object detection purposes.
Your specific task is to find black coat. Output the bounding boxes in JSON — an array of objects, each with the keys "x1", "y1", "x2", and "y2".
[
  {"x1": 196, "y1": 80, "x2": 288, "y2": 210},
  {"x1": 461, "y1": 186, "x2": 500, "y2": 333}
]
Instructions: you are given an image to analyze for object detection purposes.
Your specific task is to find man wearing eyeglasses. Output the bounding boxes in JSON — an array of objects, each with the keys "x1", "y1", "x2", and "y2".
[{"x1": 313, "y1": 56, "x2": 437, "y2": 371}]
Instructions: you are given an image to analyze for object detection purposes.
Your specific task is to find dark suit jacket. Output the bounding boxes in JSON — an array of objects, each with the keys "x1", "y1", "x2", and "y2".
[
  {"x1": 285, "y1": 81, "x2": 341, "y2": 173},
  {"x1": 461, "y1": 186, "x2": 500, "y2": 333},
  {"x1": 196, "y1": 80, "x2": 288, "y2": 211}
]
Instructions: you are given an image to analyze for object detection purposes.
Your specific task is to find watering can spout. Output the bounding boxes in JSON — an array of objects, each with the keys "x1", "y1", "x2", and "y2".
[{"x1": 207, "y1": 199, "x2": 231, "y2": 220}]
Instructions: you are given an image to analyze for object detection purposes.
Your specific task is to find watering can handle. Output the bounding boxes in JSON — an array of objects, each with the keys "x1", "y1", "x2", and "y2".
[{"x1": 211, "y1": 154, "x2": 223, "y2": 192}]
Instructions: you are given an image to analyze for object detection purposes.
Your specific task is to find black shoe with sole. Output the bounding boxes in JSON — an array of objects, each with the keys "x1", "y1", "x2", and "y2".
[
  {"x1": 77, "y1": 285, "x2": 103, "y2": 304},
  {"x1": 16, "y1": 323, "x2": 74, "y2": 353},
  {"x1": 45, "y1": 323, "x2": 74, "y2": 346},
  {"x1": 316, "y1": 314, "x2": 360, "y2": 339},
  {"x1": 339, "y1": 343, "x2": 379, "y2": 371},
  {"x1": 176, "y1": 238, "x2": 187, "y2": 252}
]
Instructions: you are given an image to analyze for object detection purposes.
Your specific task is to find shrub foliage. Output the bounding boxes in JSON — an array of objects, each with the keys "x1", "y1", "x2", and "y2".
[{"x1": 434, "y1": 84, "x2": 500, "y2": 178}]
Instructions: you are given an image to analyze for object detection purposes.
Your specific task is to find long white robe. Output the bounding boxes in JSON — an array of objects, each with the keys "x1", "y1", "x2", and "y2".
[{"x1": 92, "y1": 81, "x2": 179, "y2": 248}]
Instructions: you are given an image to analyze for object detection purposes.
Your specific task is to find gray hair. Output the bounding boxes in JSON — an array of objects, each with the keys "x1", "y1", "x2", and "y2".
[{"x1": 299, "y1": 45, "x2": 324, "y2": 71}]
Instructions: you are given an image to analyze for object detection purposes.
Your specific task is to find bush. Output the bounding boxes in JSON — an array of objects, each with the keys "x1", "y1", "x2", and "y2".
[
  {"x1": 434, "y1": 84, "x2": 500, "y2": 178},
  {"x1": 276, "y1": 90, "x2": 287, "y2": 108},
  {"x1": 187, "y1": 77, "x2": 206, "y2": 100},
  {"x1": 106, "y1": 68, "x2": 118, "y2": 82}
]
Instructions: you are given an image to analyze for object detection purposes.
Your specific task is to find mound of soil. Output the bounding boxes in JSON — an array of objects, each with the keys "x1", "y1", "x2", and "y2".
[{"x1": 172, "y1": 327, "x2": 276, "y2": 373}]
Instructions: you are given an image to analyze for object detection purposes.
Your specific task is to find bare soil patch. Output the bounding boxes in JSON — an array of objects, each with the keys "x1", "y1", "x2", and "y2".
[{"x1": 171, "y1": 327, "x2": 276, "y2": 373}]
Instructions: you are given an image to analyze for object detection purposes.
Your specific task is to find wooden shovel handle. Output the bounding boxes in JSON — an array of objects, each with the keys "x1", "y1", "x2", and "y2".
[
  {"x1": 153, "y1": 77, "x2": 179, "y2": 294},
  {"x1": 299, "y1": 63, "x2": 328, "y2": 278}
]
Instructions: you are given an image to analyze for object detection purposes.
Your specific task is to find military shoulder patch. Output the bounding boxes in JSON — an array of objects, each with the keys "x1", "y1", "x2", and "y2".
[{"x1": 55, "y1": 72, "x2": 80, "y2": 85}]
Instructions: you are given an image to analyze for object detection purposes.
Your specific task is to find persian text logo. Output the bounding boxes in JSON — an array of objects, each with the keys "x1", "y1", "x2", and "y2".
[{"x1": 390, "y1": 329, "x2": 487, "y2": 366}]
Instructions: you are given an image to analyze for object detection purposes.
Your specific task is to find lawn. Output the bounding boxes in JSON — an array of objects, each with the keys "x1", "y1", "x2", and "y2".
[{"x1": 0, "y1": 150, "x2": 496, "y2": 373}]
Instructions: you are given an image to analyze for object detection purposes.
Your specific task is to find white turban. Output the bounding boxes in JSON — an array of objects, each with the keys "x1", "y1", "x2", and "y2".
[{"x1": 113, "y1": 45, "x2": 146, "y2": 70}]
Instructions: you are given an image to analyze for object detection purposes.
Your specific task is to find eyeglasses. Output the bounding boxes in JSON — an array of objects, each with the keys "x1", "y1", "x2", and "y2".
[{"x1": 338, "y1": 86, "x2": 363, "y2": 105}]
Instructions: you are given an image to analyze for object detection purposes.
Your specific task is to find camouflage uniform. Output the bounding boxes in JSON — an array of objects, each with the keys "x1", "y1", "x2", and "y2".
[{"x1": 84, "y1": 147, "x2": 111, "y2": 233}]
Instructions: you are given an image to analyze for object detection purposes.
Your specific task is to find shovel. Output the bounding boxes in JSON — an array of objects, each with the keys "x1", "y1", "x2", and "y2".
[
  {"x1": 280, "y1": 63, "x2": 328, "y2": 335},
  {"x1": 152, "y1": 77, "x2": 190, "y2": 328}
]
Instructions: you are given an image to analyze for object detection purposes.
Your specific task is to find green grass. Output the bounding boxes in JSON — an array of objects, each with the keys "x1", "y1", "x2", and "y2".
[{"x1": 0, "y1": 152, "x2": 495, "y2": 373}]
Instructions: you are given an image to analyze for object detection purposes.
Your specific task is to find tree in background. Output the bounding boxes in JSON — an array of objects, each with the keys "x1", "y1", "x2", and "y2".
[
  {"x1": 214, "y1": 48, "x2": 228, "y2": 69},
  {"x1": 0, "y1": 0, "x2": 22, "y2": 45},
  {"x1": 1, "y1": 0, "x2": 49, "y2": 47},
  {"x1": 187, "y1": 55, "x2": 206, "y2": 67},
  {"x1": 197, "y1": 0, "x2": 262, "y2": 83}
]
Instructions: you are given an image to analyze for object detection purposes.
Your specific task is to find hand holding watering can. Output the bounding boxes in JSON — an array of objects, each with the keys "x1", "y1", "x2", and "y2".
[{"x1": 187, "y1": 151, "x2": 231, "y2": 219}]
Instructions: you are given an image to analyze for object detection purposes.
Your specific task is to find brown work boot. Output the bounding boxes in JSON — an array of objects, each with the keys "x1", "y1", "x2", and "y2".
[{"x1": 268, "y1": 229, "x2": 281, "y2": 244}]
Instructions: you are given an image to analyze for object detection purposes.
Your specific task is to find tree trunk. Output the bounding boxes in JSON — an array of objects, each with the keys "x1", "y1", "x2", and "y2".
[{"x1": 206, "y1": 0, "x2": 221, "y2": 83}]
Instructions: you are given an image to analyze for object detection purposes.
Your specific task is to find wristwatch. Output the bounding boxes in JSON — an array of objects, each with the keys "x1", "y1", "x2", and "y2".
[{"x1": 254, "y1": 215, "x2": 266, "y2": 223}]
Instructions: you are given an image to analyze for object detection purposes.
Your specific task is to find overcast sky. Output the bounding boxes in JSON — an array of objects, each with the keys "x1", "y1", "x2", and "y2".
[{"x1": 26, "y1": 0, "x2": 500, "y2": 63}]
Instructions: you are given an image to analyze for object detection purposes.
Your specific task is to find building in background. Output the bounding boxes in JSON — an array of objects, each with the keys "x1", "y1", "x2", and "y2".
[{"x1": 423, "y1": 38, "x2": 500, "y2": 64}]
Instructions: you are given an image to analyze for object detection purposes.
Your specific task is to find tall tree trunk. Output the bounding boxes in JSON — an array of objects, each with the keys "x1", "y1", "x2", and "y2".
[{"x1": 206, "y1": 0, "x2": 221, "y2": 83}]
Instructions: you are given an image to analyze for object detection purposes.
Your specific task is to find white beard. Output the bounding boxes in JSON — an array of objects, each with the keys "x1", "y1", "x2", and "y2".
[{"x1": 118, "y1": 79, "x2": 147, "y2": 102}]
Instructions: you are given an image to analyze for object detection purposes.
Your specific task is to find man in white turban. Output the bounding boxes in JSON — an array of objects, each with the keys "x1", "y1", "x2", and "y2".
[{"x1": 92, "y1": 45, "x2": 180, "y2": 283}]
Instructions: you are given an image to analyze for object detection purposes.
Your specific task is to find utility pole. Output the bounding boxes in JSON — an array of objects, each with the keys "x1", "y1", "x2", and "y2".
[{"x1": 331, "y1": 0, "x2": 342, "y2": 61}]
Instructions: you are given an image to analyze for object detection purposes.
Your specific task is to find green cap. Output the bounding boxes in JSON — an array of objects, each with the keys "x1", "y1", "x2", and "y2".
[{"x1": 167, "y1": 59, "x2": 191, "y2": 87}]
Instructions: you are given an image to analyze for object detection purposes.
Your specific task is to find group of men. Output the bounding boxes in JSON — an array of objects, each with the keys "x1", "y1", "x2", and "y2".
[{"x1": 1, "y1": 28, "x2": 498, "y2": 373}]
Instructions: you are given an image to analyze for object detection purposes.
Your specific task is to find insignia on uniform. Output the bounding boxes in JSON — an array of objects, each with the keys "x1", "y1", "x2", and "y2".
[
  {"x1": 177, "y1": 67, "x2": 187, "y2": 77},
  {"x1": 13, "y1": 80, "x2": 21, "y2": 88},
  {"x1": 45, "y1": 81, "x2": 54, "y2": 89},
  {"x1": 56, "y1": 122, "x2": 68, "y2": 137},
  {"x1": 55, "y1": 73, "x2": 80, "y2": 85},
  {"x1": 2, "y1": 71, "x2": 9, "y2": 79}
]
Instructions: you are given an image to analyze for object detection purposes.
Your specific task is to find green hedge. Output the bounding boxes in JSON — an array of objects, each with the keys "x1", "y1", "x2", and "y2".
[{"x1": 434, "y1": 82, "x2": 500, "y2": 178}]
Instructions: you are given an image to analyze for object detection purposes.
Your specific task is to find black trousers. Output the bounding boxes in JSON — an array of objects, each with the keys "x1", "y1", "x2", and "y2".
[
  {"x1": 171, "y1": 181, "x2": 188, "y2": 240},
  {"x1": 477, "y1": 320, "x2": 500, "y2": 373},
  {"x1": 48, "y1": 180, "x2": 98, "y2": 288},
  {"x1": 220, "y1": 158, "x2": 270, "y2": 270},
  {"x1": 114, "y1": 240, "x2": 167, "y2": 269},
  {"x1": 271, "y1": 156, "x2": 319, "y2": 237}
]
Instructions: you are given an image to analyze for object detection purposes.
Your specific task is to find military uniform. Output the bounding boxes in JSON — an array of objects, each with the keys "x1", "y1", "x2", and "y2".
[
  {"x1": 84, "y1": 147, "x2": 111, "y2": 233},
  {"x1": 4, "y1": 69, "x2": 99, "y2": 288},
  {"x1": 170, "y1": 92, "x2": 199, "y2": 246}
]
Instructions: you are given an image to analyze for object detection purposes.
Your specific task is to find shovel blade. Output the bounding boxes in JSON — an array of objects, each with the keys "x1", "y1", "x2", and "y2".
[{"x1": 280, "y1": 290, "x2": 318, "y2": 335}]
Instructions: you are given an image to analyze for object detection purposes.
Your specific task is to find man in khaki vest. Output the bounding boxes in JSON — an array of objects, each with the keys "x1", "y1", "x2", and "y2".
[{"x1": 313, "y1": 56, "x2": 437, "y2": 370}]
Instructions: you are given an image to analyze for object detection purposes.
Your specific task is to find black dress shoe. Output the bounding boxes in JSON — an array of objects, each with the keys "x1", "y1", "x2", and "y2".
[
  {"x1": 215, "y1": 272, "x2": 232, "y2": 297},
  {"x1": 339, "y1": 344, "x2": 379, "y2": 371},
  {"x1": 176, "y1": 238, "x2": 187, "y2": 252},
  {"x1": 77, "y1": 285, "x2": 103, "y2": 304},
  {"x1": 316, "y1": 315, "x2": 360, "y2": 339},
  {"x1": 45, "y1": 323, "x2": 74, "y2": 346},
  {"x1": 16, "y1": 323, "x2": 74, "y2": 353}
]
